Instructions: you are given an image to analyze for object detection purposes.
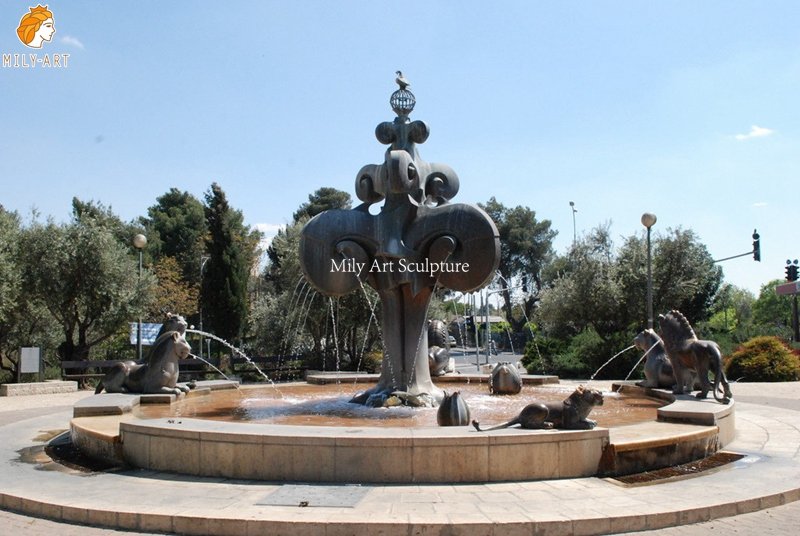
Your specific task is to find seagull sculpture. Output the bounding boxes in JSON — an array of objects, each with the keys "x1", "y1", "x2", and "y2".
[{"x1": 395, "y1": 70, "x2": 410, "y2": 90}]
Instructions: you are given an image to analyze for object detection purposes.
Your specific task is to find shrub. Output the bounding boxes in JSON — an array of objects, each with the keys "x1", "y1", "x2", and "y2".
[{"x1": 725, "y1": 336, "x2": 800, "y2": 382}]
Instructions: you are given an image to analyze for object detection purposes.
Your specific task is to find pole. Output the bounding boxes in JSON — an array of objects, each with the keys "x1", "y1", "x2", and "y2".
[
  {"x1": 646, "y1": 225, "x2": 653, "y2": 330},
  {"x1": 570, "y1": 201, "x2": 577, "y2": 244},
  {"x1": 137, "y1": 248, "x2": 143, "y2": 361},
  {"x1": 473, "y1": 293, "x2": 480, "y2": 370},
  {"x1": 484, "y1": 289, "x2": 490, "y2": 365},
  {"x1": 794, "y1": 295, "x2": 799, "y2": 343}
]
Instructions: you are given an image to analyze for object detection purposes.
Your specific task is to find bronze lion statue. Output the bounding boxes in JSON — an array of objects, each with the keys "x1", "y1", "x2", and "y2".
[
  {"x1": 472, "y1": 386, "x2": 604, "y2": 431},
  {"x1": 95, "y1": 313, "x2": 191, "y2": 396},
  {"x1": 658, "y1": 310, "x2": 732, "y2": 404}
]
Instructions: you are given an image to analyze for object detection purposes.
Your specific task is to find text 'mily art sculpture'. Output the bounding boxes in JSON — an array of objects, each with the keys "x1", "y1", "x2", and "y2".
[{"x1": 299, "y1": 74, "x2": 500, "y2": 407}]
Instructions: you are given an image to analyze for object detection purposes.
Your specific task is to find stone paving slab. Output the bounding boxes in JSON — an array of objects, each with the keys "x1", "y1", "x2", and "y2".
[{"x1": 0, "y1": 382, "x2": 799, "y2": 534}]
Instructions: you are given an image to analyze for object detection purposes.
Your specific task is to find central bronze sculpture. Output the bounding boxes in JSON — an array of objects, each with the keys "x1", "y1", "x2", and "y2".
[{"x1": 299, "y1": 75, "x2": 500, "y2": 407}]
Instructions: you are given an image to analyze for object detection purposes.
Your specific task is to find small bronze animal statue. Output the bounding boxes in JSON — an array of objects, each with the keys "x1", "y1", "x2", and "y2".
[
  {"x1": 633, "y1": 329, "x2": 675, "y2": 389},
  {"x1": 437, "y1": 391, "x2": 471, "y2": 426},
  {"x1": 489, "y1": 362, "x2": 522, "y2": 395},
  {"x1": 427, "y1": 319, "x2": 451, "y2": 377},
  {"x1": 95, "y1": 313, "x2": 191, "y2": 396},
  {"x1": 472, "y1": 386, "x2": 604, "y2": 431},
  {"x1": 658, "y1": 310, "x2": 732, "y2": 404},
  {"x1": 634, "y1": 328, "x2": 699, "y2": 391}
]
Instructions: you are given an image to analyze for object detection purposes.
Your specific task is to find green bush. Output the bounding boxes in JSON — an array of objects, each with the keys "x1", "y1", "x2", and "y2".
[{"x1": 725, "y1": 336, "x2": 800, "y2": 382}]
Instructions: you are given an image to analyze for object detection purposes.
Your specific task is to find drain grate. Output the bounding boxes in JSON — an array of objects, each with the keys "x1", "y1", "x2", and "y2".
[
  {"x1": 257, "y1": 484, "x2": 372, "y2": 508},
  {"x1": 610, "y1": 451, "x2": 746, "y2": 486}
]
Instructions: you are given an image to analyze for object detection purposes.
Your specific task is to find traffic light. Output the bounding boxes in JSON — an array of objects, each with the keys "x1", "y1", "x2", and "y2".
[
  {"x1": 465, "y1": 316, "x2": 474, "y2": 330},
  {"x1": 752, "y1": 230, "x2": 760, "y2": 262},
  {"x1": 787, "y1": 260, "x2": 799, "y2": 282}
]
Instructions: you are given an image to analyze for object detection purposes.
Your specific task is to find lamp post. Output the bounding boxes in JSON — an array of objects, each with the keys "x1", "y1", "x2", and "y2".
[
  {"x1": 569, "y1": 201, "x2": 577, "y2": 244},
  {"x1": 199, "y1": 255, "x2": 210, "y2": 359},
  {"x1": 641, "y1": 213, "x2": 657, "y2": 330},
  {"x1": 132, "y1": 234, "x2": 147, "y2": 361}
]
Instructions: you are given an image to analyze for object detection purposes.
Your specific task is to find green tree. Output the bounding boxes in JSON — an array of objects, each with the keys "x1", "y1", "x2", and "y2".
[
  {"x1": 752, "y1": 280, "x2": 793, "y2": 337},
  {"x1": 21, "y1": 211, "x2": 155, "y2": 364},
  {"x1": 292, "y1": 187, "x2": 351, "y2": 223},
  {"x1": 142, "y1": 188, "x2": 207, "y2": 287},
  {"x1": 478, "y1": 197, "x2": 556, "y2": 331},
  {"x1": 535, "y1": 224, "x2": 723, "y2": 378},
  {"x1": 0, "y1": 208, "x2": 59, "y2": 380},
  {"x1": 148, "y1": 256, "x2": 200, "y2": 318},
  {"x1": 201, "y1": 183, "x2": 261, "y2": 344},
  {"x1": 615, "y1": 227, "x2": 722, "y2": 327}
]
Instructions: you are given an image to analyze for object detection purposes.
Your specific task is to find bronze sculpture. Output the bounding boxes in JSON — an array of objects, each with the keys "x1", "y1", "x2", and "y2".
[
  {"x1": 95, "y1": 314, "x2": 191, "y2": 396},
  {"x1": 658, "y1": 310, "x2": 732, "y2": 404},
  {"x1": 472, "y1": 386, "x2": 604, "y2": 431},
  {"x1": 299, "y1": 75, "x2": 500, "y2": 407},
  {"x1": 489, "y1": 362, "x2": 522, "y2": 395},
  {"x1": 427, "y1": 319, "x2": 451, "y2": 377}
]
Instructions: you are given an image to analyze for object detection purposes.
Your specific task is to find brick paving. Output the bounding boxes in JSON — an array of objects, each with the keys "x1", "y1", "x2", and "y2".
[{"x1": 0, "y1": 382, "x2": 798, "y2": 535}]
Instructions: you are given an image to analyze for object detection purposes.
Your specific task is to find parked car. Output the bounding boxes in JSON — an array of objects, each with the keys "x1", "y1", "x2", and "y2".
[{"x1": 447, "y1": 335, "x2": 457, "y2": 347}]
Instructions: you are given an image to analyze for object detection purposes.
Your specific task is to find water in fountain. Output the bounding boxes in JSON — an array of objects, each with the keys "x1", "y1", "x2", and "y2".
[
  {"x1": 282, "y1": 283, "x2": 318, "y2": 370},
  {"x1": 184, "y1": 329, "x2": 279, "y2": 392},
  {"x1": 587, "y1": 345, "x2": 636, "y2": 384},
  {"x1": 188, "y1": 353, "x2": 242, "y2": 392},
  {"x1": 327, "y1": 297, "x2": 342, "y2": 378},
  {"x1": 616, "y1": 340, "x2": 662, "y2": 391},
  {"x1": 354, "y1": 280, "x2": 381, "y2": 381}
]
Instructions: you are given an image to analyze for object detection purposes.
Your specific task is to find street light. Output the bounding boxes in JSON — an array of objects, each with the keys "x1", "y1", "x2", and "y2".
[
  {"x1": 569, "y1": 201, "x2": 577, "y2": 244},
  {"x1": 132, "y1": 234, "x2": 147, "y2": 361},
  {"x1": 199, "y1": 255, "x2": 210, "y2": 359},
  {"x1": 641, "y1": 213, "x2": 657, "y2": 330}
]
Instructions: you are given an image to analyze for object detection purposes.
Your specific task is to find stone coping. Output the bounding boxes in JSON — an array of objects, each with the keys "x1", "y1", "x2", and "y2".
[
  {"x1": 0, "y1": 381, "x2": 77, "y2": 397},
  {"x1": 1, "y1": 399, "x2": 798, "y2": 535}
]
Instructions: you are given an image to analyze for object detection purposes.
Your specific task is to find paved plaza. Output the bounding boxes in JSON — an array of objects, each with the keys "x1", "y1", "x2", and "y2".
[{"x1": 0, "y1": 380, "x2": 798, "y2": 535}]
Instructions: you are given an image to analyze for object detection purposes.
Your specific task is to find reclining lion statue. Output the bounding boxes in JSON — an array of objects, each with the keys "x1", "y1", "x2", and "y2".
[
  {"x1": 658, "y1": 310, "x2": 732, "y2": 404},
  {"x1": 472, "y1": 386, "x2": 604, "y2": 431},
  {"x1": 95, "y1": 313, "x2": 191, "y2": 396}
]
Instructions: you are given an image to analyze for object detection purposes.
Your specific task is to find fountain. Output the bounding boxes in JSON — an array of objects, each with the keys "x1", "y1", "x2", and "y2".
[
  {"x1": 298, "y1": 77, "x2": 501, "y2": 407},
  {"x1": 68, "y1": 79, "x2": 735, "y2": 489}
]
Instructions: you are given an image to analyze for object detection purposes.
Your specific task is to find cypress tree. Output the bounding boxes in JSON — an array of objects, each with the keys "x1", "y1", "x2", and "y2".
[{"x1": 201, "y1": 183, "x2": 250, "y2": 343}]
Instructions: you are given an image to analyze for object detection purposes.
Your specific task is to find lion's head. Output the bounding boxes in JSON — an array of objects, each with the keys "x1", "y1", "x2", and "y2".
[
  {"x1": 158, "y1": 312, "x2": 188, "y2": 337},
  {"x1": 568, "y1": 386, "x2": 604, "y2": 418},
  {"x1": 633, "y1": 328, "x2": 664, "y2": 353}
]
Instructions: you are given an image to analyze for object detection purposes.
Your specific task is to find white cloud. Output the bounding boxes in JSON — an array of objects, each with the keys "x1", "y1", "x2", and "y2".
[
  {"x1": 254, "y1": 223, "x2": 284, "y2": 249},
  {"x1": 735, "y1": 125, "x2": 774, "y2": 141},
  {"x1": 753, "y1": 202, "x2": 768, "y2": 208},
  {"x1": 60, "y1": 35, "x2": 85, "y2": 49}
]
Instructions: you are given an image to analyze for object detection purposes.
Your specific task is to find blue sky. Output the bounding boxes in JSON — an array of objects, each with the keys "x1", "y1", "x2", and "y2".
[{"x1": 2, "y1": 1, "x2": 798, "y2": 295}]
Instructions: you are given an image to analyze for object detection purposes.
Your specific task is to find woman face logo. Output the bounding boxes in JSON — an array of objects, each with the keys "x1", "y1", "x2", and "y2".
[{"x1": 17, "y1": 5, "x2": 56, "y2": 49}]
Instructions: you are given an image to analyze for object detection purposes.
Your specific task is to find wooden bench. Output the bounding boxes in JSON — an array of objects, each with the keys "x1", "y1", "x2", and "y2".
[
  {"x1": 61, "y1": 358, "x2": 215, "y2": 383},
  {"x1": 231, "y1": 355, "x2": 306, "y2": 382}
]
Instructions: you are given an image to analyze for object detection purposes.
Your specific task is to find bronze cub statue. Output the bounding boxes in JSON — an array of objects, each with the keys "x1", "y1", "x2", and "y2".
[{"x1": 472, "y1": 386, "x2": 604, "y2": 431}]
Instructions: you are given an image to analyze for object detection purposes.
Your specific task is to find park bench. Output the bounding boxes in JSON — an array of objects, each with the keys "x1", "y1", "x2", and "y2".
[
  {"x1": 60, "y1": 358, "x2": 216, "y2": 383},
  {"x1": 231, "y1": 355, "x2": 306, "y2": 382}
]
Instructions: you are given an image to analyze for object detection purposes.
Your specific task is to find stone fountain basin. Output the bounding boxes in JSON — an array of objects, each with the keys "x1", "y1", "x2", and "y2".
[{"x1": 70, "y1": 380, "x2": 734, "y2": 484}]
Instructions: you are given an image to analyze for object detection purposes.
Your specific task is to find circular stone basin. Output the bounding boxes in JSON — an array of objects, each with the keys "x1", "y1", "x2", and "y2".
[
  {"x1": 72, "y1": 381, "x2": 730, "y2": 484},
  {"x1": 134, "y1": 383, "x2": 662, "y2": 428}
]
